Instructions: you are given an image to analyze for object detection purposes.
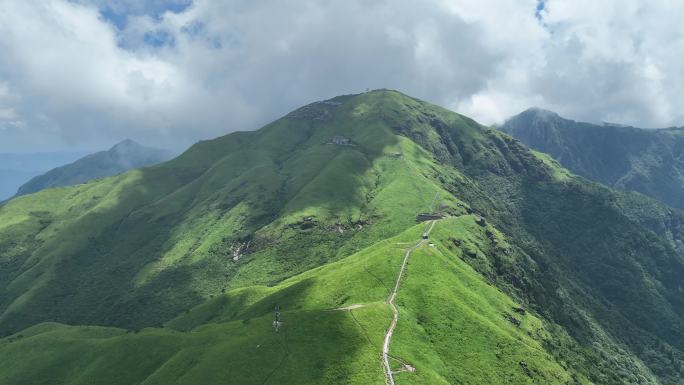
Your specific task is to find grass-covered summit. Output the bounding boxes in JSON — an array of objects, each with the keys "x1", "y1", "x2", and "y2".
[{"x1": 1, "y1": 90, "x2": 684, "y2": 384}]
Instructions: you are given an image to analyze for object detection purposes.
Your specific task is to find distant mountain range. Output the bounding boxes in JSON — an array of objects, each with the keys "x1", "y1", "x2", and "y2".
[
  {"x1": 502, "y1": 108, "x2": 684, "y2": 210},
  {"x1": 0, "y1": 152, "x2": 85, "y2": 201},
  {"x1": 14, "y1": 139, "x2": 175, "y2": 197}
]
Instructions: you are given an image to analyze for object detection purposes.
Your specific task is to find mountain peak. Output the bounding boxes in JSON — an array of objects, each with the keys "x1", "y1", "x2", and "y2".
[
  {"x1": 500, "y1": 107, "x2": 569, "y2": 136},
  {"x1": 110, "y1": 138, "x2": 142, "y2": 152},
  {"x1": 3, "y1": 92, "x2": 684, "y2": 384},
  {"x1": 518, "y1": 107, "x2": 563, "y2": 122},
  {"x1": 14, "y1": 139, "x2": 172, "y2": 197}
]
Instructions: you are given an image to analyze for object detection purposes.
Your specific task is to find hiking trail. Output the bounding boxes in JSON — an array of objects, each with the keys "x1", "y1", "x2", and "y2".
[{"x1": 382, "y1": 220, "x2": 437, "y2": 385}]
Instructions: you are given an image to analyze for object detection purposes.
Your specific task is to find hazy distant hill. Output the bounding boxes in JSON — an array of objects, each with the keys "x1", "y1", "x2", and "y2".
[
  {"x1": 15, "y1": 139, "x2": 174, "y2": 197},
  {"x1": 2, "y1": 91, "x2": 684, "y2": 384},
  {"x1": 502, "y1": 108, "x2": 684, "y2": 210},
  {"x1": 0, "y1": 152, "x2": 85, "y2": 201}
]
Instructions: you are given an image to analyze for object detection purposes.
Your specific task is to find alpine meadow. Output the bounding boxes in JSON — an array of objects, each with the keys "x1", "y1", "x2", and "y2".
[
  {"x1": 2, "y1": 91, "x2": 684, "y2": 385},
  {"x1": 2, "y1": 1, "x2": 684, "y2": 384}
]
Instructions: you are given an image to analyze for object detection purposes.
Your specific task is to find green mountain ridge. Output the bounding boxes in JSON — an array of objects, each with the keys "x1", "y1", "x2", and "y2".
[
  {"x1": 0, "y1": 152, "x2": 86, "y2": 201},
  {"x1": 1, "y1": 90, "x2": 683, "y2": 384},
  {"x1": 14, "y1": 139, "x2": 174, "y2": 197},
  {"x1": 501, "y1": 108, "x2": 684, "y2": 210}
]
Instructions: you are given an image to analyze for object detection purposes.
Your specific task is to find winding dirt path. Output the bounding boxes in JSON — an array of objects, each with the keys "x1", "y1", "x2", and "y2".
[{"x1": 382, "y1": 220, "x2": 437, "y2": 385}]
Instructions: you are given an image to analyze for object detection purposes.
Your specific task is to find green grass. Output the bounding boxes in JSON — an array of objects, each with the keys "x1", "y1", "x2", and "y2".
[
  {"x1": 0, "y1": 90, "x2": 473, "y2": 334},
  {"x1": 1, "y1": 89, "x2": 683, "y2": 384},
  {"x1": 531, "y1": 150, "x2": 573, "y2": 181},
  {"x1": 0, "y1": 219, "x2": 586, "y2": 385},
  {"x1": 0, "y1": 309, "x2": 386, "y2": 385},
  {"x1": 392, "y1": 217, "x2": 586, "y2": 384}
]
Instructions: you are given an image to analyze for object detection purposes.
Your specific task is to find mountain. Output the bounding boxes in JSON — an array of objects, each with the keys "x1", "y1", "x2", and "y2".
[
  {"x1": 0, "y1": 169, "x2": 34, "y2": 202},
  {"x1": 0, "y1": 152, "x2": 85, "y2": 201},
  {"x1": 501, "y1": 108, "x2": 684, "y2": 210},
  {"x1": 14, "y1": 139, "x2": 174, "y2": 197},
  {"x1": 1, "y1": 90, "x2": 684, "y2": 384}
]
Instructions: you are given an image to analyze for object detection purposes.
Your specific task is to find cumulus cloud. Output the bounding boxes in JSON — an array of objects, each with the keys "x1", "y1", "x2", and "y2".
[
  {"x1": 0, "y1": 1, "x2": 195, "y2": 150},
  {"x1": 458, "y1": 0, "x2": 684, "y2": 128},
  {"x1": 0, "y1": 0, "x2": 682, "y2": 152}
]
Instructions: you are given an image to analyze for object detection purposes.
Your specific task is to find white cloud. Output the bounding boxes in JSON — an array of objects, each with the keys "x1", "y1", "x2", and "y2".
[
  {"x1": 0, "y1": 108, "x2": 16, "y2": 120},
  {"x1": 0, "y1": 0, "x2": 683, "y2": 152},
  {"x1": 460, "y1": 0, "x2": 684, "y2": 127},
  {"x1": 0, "y1": 82, "x2": 20, "y2": 126}
]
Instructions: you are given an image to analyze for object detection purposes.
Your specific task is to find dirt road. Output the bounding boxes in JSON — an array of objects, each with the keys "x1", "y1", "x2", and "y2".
[{"x1": 382, "y1": 220, "x2": 437, "y2": 385}]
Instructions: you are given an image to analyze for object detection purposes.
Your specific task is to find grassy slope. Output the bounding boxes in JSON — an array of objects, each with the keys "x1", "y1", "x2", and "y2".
[
  {"x1": 1, "y1": 90, "x2": 684, "y2": 384},
  {"x1": 0, "y1": 91, "x2": 465, "y2": 333},
  {"x1": 0, "y1": 219, "x2": 586, "y2": 385},
  {"x1": 15, "y1": 139, "x2": 173, "y2": 197},
  {"x1": 501, "y1": 108, "x2": 684, "y2": 210}
]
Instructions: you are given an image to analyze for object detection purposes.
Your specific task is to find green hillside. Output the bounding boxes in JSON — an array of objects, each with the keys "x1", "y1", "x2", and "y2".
[
  {"x1": 501, "y1": 108, "x2": 684, "y2": 210},
  {"x1": 0, "y1": 152, "x2": 85, "y2": 201},
  {"x1": 14, "y1": 139, "x2": 174, "y2": 197},
  {"x1": 0, "y1": 218, "x2": 590, "y2": 385},
  {"x1": 1, "y1": 90, "x2": 684, "y2": 384}
]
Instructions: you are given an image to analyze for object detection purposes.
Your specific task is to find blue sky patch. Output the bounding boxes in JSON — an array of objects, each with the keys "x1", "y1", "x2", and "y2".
[
  {"x1": 144, "y1": 30, "x2": 176, "y2": 48},
  {"x1": 181, "y1": 20, "x2": 223, "y2": 50},
  {"x1": 535, "y1": 0, "x2": 546, "y2": 21},
  {"x1": 98, "y1": 0, "x2": 193, "y2": 30}
]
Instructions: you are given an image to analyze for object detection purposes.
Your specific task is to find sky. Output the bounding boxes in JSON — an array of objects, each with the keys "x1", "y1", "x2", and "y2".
[{"x1": 0, "y1": 0, "x2": 683, "y2": 153}]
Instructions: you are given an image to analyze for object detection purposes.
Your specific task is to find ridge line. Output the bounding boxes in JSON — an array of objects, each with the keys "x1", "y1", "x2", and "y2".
[{"x1": 382, "y1": 220, "x2": 437, "y2": 385}]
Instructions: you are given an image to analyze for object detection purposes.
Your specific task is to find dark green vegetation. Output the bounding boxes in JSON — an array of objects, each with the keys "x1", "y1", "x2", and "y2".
[
  {"x1": 1, "y1": 91, "x2": 684, "y2": 384},
  {"x1": 15, "y1": 139, "x2": 174, "y2": 197},
  {"x1": 502, "y1": 108, "x2": 684, "y2": 210}
]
